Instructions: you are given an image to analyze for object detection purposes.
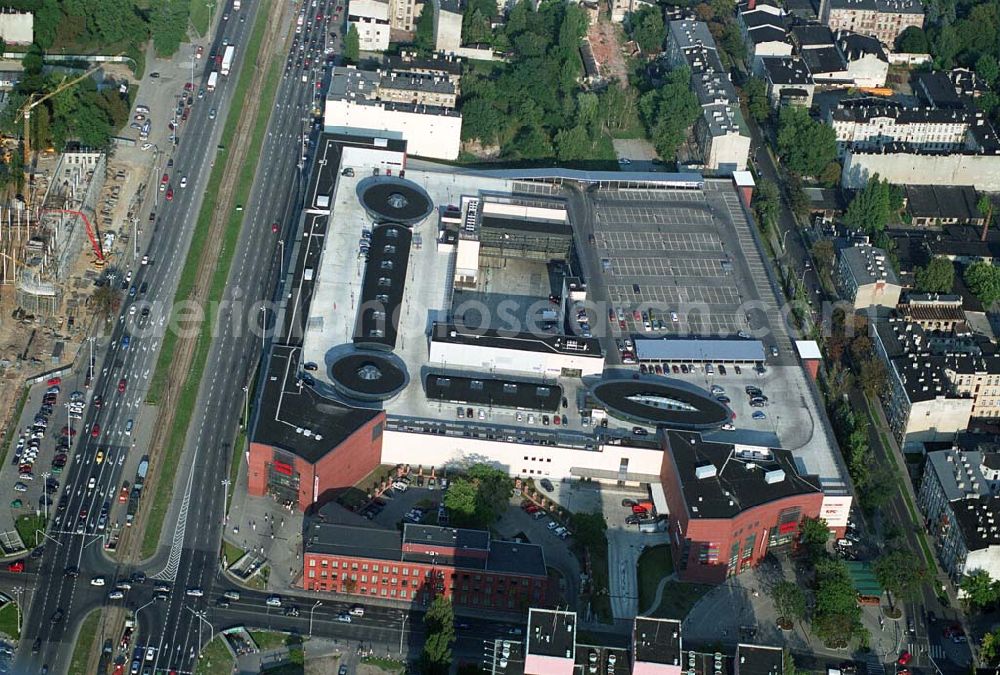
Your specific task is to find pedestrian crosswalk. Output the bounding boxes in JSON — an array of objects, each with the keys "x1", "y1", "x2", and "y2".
[
  {"x1": 927, "y1": 643, "x2": 945, "y2": 660},
  {"x1": 863, "y1": 652, "x2": 885, "y2": 675}
]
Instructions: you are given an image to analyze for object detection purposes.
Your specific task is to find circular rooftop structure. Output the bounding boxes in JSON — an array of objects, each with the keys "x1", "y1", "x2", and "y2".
[
  {"x1": 591, "y1": 378, "x2": 731, "y2": 430},
  {"x1": 357, "y1": 176, "x2": 433, "y2": 225},
  {"x1": 328, "y1": 349, "x2": 409, "y2": 402}
]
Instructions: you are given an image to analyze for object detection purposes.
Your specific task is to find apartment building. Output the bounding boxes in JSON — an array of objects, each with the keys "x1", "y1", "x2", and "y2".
[
  {"x1": 836, "y1": 243, "x2": 902, "y2": 311},
  {"x1": 820, "y1": 0, "x2": 924, "y2": 48},
  {"x1": 760, "y1": 56, "x2": 814, "y2": 108},
  {"x1": 872, "y1": 318, "x2": 974, "y2": 450},
  {"x1": 738, "y1": 4, "x2": 792, "y2": 72},
  {"x1": 918, "y1": 446, "x2": 1000, "y2": 582},
  {"x1": 827, "y1": 98, "x2": 980, "y2": 155},
  {"x1": 348, "y1": 0, "x2": 391, "y2": 51},
  {"x1": 835, "y1": 30, "x2": 888, "y2": 88},
  {"x1": 384, "y1": 50, "x2": 462, "y2": 86},
  {"x1": 896, "y1": 294, "x2": 968, "y2": 335},
  {"x1": 945, "y1": 353, "x2": 1000, "y2": 422},
  {"x1": 388, "y1": 0, "x2": 416, "y2": 31},
  {"x1": 666, "y1": 21, "x2": 751, "y2": 174},
  {"x1": 324, "y1": 66, "x2": 463, "y2": 159},
  {"x1": 303, "y1": 522, "x2": 548, "y2": 609}
]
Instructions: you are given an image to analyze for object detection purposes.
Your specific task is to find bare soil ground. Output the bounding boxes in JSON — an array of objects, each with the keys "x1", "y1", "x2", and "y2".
[{"x1": 587, "y1": 17, "x2": 629, "y2": 85}]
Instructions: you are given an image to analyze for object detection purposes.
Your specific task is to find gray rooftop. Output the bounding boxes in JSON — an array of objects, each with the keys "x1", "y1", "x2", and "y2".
[
  {"x1": 635, "y1": 338, "x2": 766, "y2": 362},
  {"x1": 926, "y1": 448, "x2": 994, "y2": 502},
  {"x1": 839, "y1": 244, "x2": 900, "y2": 287},
  {"x1": 761, "y1": 56, "x2": 813, "y2": 85}
]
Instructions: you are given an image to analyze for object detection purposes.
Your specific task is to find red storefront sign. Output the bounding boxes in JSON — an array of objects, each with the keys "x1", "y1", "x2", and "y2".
[
  {"x1": 273, "y1": 460, "x2": 293, "y2": 476},
  {"x1": 778, "y1": 521, "x2": 798, "y2": 534}
]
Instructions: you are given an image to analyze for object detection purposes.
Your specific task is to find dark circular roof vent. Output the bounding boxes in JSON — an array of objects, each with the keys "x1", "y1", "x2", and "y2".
[
  {"x1": 357, "y1": 363, "x2": 383, "y2": 381},
  {"x1": 387, "y1": 192, "x2": 409, "y2": 210},
  {"x1": 328, "y1": 349, "x2": 409, "y2": 402},
  {"x1": 357, "y1": 176, "x2": 433, "y2": 225}
]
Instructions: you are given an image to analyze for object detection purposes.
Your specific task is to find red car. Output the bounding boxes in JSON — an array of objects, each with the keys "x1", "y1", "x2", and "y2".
[
  {"x1": 91, "y1": 424, "x2": 101, "y2": 438},
  {"x1": 166, "y1": 187, "x2": 174, "y2": 201},
  {"x1": 161, "y1": 172, "x2": 169, "y2": 185},
  {"x1": 47, "y1": 376, "x2": 61, "y2": 386},
  {"x1": 118, "y1": 378, "x2": 127, "y2": 393},
  {"x1": 183, "y1": 82, "x2": 193, "y2": 91},
  {"x1": 897, "y1": 652, "x2": 912, "y2": 666},
  {"x1": 119, "y1": 485, "x2": 129, "y2": 503},
  {"x1": 7, "y1": 561, "x2": 24, "y2": 573},
  {"x1": 272, "y1": 222, "x2": 279, "y2": 233},
  {"x1": 525, "y1": 505, "x2": 539, "y2": 513},
  {"x1": 631, "y1": 504, "x2": 649, "y2": 514},
  {"x1": 60, "y1": 426, "x2": 77, "y2": 436}
]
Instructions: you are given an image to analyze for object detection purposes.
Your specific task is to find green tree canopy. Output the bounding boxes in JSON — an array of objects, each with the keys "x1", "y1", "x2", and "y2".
[
  {"x1": 572, "y1": 512, "x2": 608, "y2": 550},
  {"x1": 775, "y1": 106, "x2": 837, "y2": 178},
  {"x1": 960, "y1": 569, "x2": 1000, "y2": 609},
  {"x1": 965, "y1": 262, "x2": 1000, "y2": 307},
  {"x1": 914, "y1": 256, "x2": 955, "y2": 293},
  {"x1": 843, "y1": 174, "x2": 902, "y2": 235},
  {"x1": 895, "y1": 25, "x2": 929, "y2": 53},
  {"x1": 797, "y1": 517, "x2": 830, "y2": 562},
  {"x1": 742, "y1": 77, "x2": 769, "y2": 123},
  {"x1": 415, "y1": 1, "x2": 435, "y2": 53},
  {"x1": 631, "y1": 5, "x2": 665, "y2": 52},
  {"x1": 873, "y1": 549, "x2": 929, "y2": 608},
  {"x1": 771, "y1": 580, "x2": 806, "y2": 624},
  {"x1": 344, "y1": 24, "x2": 360, "y2": 63},
  {"x1": 753, "y1": 179, "x2": 780, "y2": 232},
  {"x1": 443, "y1": 465, "x2": 513, "y2": 528},
  {"x1": 812, "y1": 558, "x2": 867, "y2": 648},
  {"x1": 422, "y1": 596, "x2": 456, "y2": 675},
  {"x1": 463, "y1": 0, "x2": 496, "y2": 45},
  {"x1": 639, "y1": 67, "x2": 699, "y2": 161}
]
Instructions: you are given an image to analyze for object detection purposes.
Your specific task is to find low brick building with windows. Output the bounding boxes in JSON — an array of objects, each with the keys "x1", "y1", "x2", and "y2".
[
  {"x1": 659, "y1": 430, "x2": 825, "y2": 584},
  {"x1": 303, "y1": 522, "x2": 548, "y2": 610}
]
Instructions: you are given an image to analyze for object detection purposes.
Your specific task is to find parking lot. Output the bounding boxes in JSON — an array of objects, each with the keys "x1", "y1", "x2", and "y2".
[{"x1": 573, "y1": 182, "x2": 796, "y2": 366}]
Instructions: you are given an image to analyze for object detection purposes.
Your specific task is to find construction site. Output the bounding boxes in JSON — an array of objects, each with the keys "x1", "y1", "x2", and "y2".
[{"x1": 0, "y1": 63, "x2": 159, "y2": 451}]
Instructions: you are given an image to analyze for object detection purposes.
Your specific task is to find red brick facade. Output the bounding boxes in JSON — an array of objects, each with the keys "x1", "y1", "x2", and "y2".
[
  {"x1": 248, "y1": 412, "x2": 386, "y2": 511},
  {"x1": 659, "y1": 447, "x2": 825, "y2": 584},
  {"x1": 302, "y1": 553, "x2": 548, "y2": 610}
]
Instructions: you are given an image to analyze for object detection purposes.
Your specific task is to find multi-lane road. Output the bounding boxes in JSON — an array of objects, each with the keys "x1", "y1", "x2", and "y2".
[{"x1": 12, "y1": 0, "x2": 341, "y2": 670}]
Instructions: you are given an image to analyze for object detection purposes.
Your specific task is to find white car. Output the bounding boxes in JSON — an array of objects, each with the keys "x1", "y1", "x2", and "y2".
[
  {"x1": 87, "y1": 477, "x2": 96, "y2": 490},
  {"x1": 266, "y1": 595, "x2": 282, "y2": 607},
  {"x1": 185, "y1": 588, "x2": 204, "y2": 597},
  {"x1": 13, "y1": 483, "x2": 27, "y2": 493},
  {"x1": 108, "y1": 590, "x2": 125, "y2": 600},
  {"x1": 180, "y1": 176, "x2": 188, "y2": 188},
  {"x1": 91, "y1": 576, "x2": 106, "y2": 586}
]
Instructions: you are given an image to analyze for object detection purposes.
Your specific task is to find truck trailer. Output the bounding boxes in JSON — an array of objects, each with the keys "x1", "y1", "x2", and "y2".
[
  {"x1": 207, "y1": 71, "x2": 218, "y2": 92},
  {"x1": 221, "y1": 46, "x2": 236, "y2": 76}
]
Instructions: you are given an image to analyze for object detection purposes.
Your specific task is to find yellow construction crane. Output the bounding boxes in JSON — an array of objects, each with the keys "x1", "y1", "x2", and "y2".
[{"x1": 20, "y1": 62, "x2": 105, "y2": 206}]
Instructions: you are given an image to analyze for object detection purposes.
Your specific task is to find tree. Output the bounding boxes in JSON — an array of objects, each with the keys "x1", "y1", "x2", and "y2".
[
  {"x1": 631, "y1": 5, "x2": 665, "y2": 53},
  {"x1": 914, "y1": 256, "x2": 955, "y2": 293},
  {"x1": 976, "y1": 54, "x2": 999, "y2": 88},
  {"x1": 979, "y1": 194, "x2": 994, "y2": 232},
  {"x1": 775, "y1": 106, "x2": 837, "y2": 178},
  {"x1": 639, "y1": 67, "x2": 700, "y2": 161},
  {"x1": 797, "y1": 517, "x2": 830, "y2": 562},
  {"x1": 965, "y1": 262, "x2": 1000, "y2": 308},
  {"x1": 895, "y1": 25, "x2": 929, "y2": 53},
  {"x1": 812, "y1": 240, "x2": 835, "y2": 278},
  {"x1": 415, "y1": 1, "x2": 435, "y2": 53},
  {"x1": 843, "y1": 174, "x2": 901, "y2": 235},
  {"x1": 982, "y1": 627, "x2": 1000, "y2": 663},
  {"x1": 874, "y1": 549, "x2": 928, "y2": 609},
  {"x1": 960, "y1": 569, "x2": 1000, "y2": 609},
  {"x1": 753, "y1": 179, "x2": 780, "y2": 232},
  {"x1": 554, "y1": 125, "x2": 592, "y2": 161},
  {"x1": 771, "y1": 580, "x2": 806, "y2": 626},
  {"x1": 344, "y1": 24, "x2": 360, "y2": 63},
  {"x1": 91, "y1": 284, "x2": 120, "y2": 321},
  {"x1": 812, "y1": 558, "x2": 867, "y2": 648},
  {"x1": 819, "y1": 161, "x2": 841, "y2": 188},
  {"x1": 443, "y1": 465, "x2": 513, "y2": 528},
  {"x1": 572, "y1": 512, "x2": 607, "y2": 550},
  {"x1": 742, "y1": 77, "x2": 769, "y2": 123},
  {"x1": 422, "y1": 596, "x2": 456, "y2": 675},
  {"x1": 463, "y1": 0, "x2": 496, "y2": 45}
]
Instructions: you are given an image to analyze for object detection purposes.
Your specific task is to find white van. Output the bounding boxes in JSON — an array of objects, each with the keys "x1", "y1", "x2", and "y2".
[
  {"x1": 266, "y1": 595, "x2": 282, "y2": 607},
  {"x1": 348, "y1": 605, "x2": 365, "y2": 617},
  {"x1": 392, "y1": 481, "x2": 408, "y2": 492}
]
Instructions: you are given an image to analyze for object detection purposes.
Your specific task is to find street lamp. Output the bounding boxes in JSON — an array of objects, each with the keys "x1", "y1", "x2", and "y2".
[
  {"x1": 185, "y1": 606, "x2": 214, "y2": 657},
  {"x1": 278, "y1": 239, "x2": 285, "y2": 277},
  {"x1": 221, "y1": 478, "x2": 230, "y2": 525},
  {"x1": 259, "y1": 307, "x2": 267, "y2": 355},
  {"x1": 398, "y1": 612, "x2": 408, "y2": 654},
  {"x1": 41, "y1": 471, "x2": 50, "y2": 522},
  {"x1": 11, "y1": 587, "x2": 22, "y2": 635},
  {"x1": 309, "y1": 600, "x2": 322, "y2": 637}
]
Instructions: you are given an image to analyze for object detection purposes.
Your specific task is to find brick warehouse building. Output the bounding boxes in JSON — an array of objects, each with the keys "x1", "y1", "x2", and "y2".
[
  {"x1": 302, "y1": 522, "x2": 549, "y2": 610},
  {"x1": 659, "y1": 430, "x2": 825, "y2": 583},
  {"x1": 248, "y1": 345, "x2": 386, "y2": 511}
]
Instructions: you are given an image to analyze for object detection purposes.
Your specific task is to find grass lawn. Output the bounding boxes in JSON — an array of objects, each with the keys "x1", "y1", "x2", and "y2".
[
  {"x1": 250, "y1": 631, "x2": 305, "y2": 651},
  {"x1": 195, "y1": 635, "x2": 235, "y2": 675},
  {"x1": 263, "y1": 646, "x2": 306, "y2": 674},
  {"x1": 637, "y1": 545, "x2": 674, "y2": 614},
  {"x1": 190, "y1": 0, "x2": 211, "y2": 36},
  {"x1": 141, "y1": 3, "x2": 282, "y2": 558},
  {"x1": 14, "y1": 514, "x2": 46, "y2": 549},
  {"x1": 223, "y1": 540, "x2": 245, "y2": 567},
  {"x1": 648, "y1": 581, "x2": 715, "y2": 620},
  {"x1": 248, "y1": 565, "x2": 270, "y2": 590},
  {"x1": 0, "y1": 602, "x2": 19, "y2": 639},
  {"x1": 68, "y1": 611, "x2": 100, "y2": 675},
  {"x1": 361, "y1": 656, "x2": 406, "y2": 672}
]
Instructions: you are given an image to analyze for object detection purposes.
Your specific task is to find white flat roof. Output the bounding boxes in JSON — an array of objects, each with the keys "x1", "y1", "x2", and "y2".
[{"x1": 795, "y1": 340, "x2": 822, "y2": 360}]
